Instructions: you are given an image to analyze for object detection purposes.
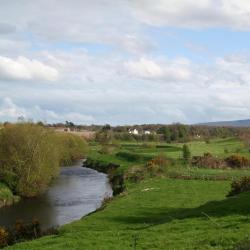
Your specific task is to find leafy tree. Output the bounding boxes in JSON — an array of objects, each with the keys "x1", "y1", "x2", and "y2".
[
  {"x1": 0, "y1": 124, "x2": 60, "y2": 196},
  {"x1": 182, "y1": 144, "x2": 191, "y2": 163},
  {"x1": 0, "y1": 123, "x2": 88, "y2": 197}
]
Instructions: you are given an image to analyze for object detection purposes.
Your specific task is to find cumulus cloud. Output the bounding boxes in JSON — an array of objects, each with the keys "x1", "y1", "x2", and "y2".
[
  {"x1": 124, "y1": 58, "x2": 191, "y2": 81},
  {"x1": 0, "y1": 98, "x2": 94, "y2": 124},
  {"x1": 0, "y1": 56, "x2": 59, "y2": 82}
]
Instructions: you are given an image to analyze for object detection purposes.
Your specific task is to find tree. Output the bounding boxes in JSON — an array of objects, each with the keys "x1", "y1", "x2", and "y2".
[
  {"x1": 182, "y1": 144, "x2": 191, "y2": 163},
  {"x1": 0, "y1": 124, "x2": 60, "y2": 196},
  {"x1": 0, "y1": 123, "x2": 88, "y2": 197}
]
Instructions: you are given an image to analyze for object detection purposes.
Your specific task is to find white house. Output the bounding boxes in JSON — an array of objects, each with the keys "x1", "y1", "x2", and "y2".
[
  {"x1": 144, "y1": 130, "x2": 151, "y2": 135},
  {"x1": 129, "y1": 128, "x2": 139, "y2": 135}
]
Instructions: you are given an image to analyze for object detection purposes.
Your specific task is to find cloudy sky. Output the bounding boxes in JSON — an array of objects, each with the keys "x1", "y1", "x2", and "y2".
[{"x1": 1, "y1": 0, "x2": 250, "y2": 125}]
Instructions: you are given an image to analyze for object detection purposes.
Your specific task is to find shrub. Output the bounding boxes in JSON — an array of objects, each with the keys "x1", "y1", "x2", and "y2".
[
  {"x1": 145, "y1": 155, "x2": 173, "y2": 177},
  {"x1": 192, "y1": 153, "x2": 225, "y2": 169},
  {"x1": 182, "y1": 144, "x2": 191, "y2": 163},
  {"x1": 227, "y1": 176, "x2": 250, "y2": 197},
  {"x1": 0, "y1": 219, "x2": 58, "y2": 248},
  {"x1": 225, "y1": 155, "x2": 250, "y2": 169},
  {"x1": 0, "y1": 227, "x2": 8, "y2": 248}
]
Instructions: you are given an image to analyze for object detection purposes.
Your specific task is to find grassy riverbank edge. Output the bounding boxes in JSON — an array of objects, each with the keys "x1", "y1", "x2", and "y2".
[{"x1": 0, "y1": 183, "x2": 20, "y2": 208}]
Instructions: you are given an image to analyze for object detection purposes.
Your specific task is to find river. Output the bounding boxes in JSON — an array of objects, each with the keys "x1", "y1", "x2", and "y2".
[{"x1": 0, "y1": 160, "x2": 112, "y2": 229}]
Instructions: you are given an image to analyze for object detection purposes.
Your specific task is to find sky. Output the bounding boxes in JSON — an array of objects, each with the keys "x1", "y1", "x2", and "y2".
[{"x1": 1, "y1": 0, "x2": 250, "y2": 125}]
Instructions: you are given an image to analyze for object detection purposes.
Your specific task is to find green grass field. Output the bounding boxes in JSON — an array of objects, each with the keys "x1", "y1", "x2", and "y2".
[
  {"x1": 6, "y1": 179, "x2": 250, "y2": 250},
  {"x1": 89, "y1": 137, "x2": 246, "y2": 163},
  {"x1": 5, "y1": 137, "x2": 250, "y2": 249}
]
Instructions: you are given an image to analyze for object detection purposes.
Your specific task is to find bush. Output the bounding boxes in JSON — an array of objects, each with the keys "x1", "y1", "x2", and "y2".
[
  {"x1": 182, "y1": 144, "x2": 191, "y2": 163},
  {"x1": 192, "y1": 153, "x2": 225, "y2": 169},
  {"x1": 0, "y1": 227, "x2": 8, "y2": 248},
  {"x1": 225, "y1": 155, "x2": 250, "y2": 169},
  {"x1": 145, "y1": 155, "x2": 173, "y2": 177},
  {"x1": 0, "y1": 220, "x2": 58, "y2": 248},
  {"x1": 227, "y1": 176, "x2": 250, "y2": 197}
]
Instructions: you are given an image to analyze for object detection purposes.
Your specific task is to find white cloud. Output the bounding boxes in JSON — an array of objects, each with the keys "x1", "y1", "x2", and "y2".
[
  {"x1": 0, "y1": 97, "x2": 27, "y2": 119},
  {"x1": 0, "y1": 98, "x2": 94, "y2": 124},
  {"x1": 0, "y1": 56, "x2": 59, "y2": 82},
  {"x1": 124, "y1": 57, "x2": 191, "y2": 81},
  {"x1": 1, "y1": 49, "x2": 250, "y2": 125},
  {"x1": 132, "y1": 0, "x2": 250, "y2": 30}
]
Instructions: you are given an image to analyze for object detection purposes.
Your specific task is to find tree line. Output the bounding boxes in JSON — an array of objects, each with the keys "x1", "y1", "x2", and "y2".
[{"x1": 95, "y1": 123, "x2": 243, "y2": 143}]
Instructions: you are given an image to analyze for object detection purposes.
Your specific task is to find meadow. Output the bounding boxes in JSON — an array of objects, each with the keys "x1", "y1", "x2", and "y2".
[{"x1": 4, "y1": 137, "x2": 250, "y2": 249}]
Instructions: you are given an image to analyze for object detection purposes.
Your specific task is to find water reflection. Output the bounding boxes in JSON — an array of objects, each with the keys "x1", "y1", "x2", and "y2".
[{"x1": 0, "y1": 160, "x2": 112, "y2": 229}]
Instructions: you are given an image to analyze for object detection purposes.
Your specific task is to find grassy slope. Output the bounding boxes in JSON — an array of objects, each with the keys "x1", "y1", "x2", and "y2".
[
  {"x1": 119, "y1": 137, "x2": 246, "y2": 159},
  {"x1": 6, "y1": 179, "x2": 250, "y2": 250}
]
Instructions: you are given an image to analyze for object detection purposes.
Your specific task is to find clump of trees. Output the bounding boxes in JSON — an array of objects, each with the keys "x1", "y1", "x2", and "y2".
[
  {"x1": 0, "y1": 123, "x2": 87, "y2": 197},
  {"x1": 56, "y1": 133, "x2": 88, "y2": 165},
  {"x1": 182, "y1": 144, "x2": 191, "y2": 163},
  {"x1": 94, "y1": 123, "x2": 243, "y2": 144}
]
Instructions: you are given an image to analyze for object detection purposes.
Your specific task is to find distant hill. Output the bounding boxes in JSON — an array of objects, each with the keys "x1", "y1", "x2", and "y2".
[{"x1": 199, "y1": 119, "x2": 250, "y2": 127}]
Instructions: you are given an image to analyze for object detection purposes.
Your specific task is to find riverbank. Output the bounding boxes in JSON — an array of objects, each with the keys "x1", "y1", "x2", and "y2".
[{"x1": 0, "y1": 183, "x2": 20, "y2": 208}]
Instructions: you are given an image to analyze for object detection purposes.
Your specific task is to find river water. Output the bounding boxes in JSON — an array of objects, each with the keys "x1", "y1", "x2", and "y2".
[{"x1": 0, "y1": 160, "x2": 112, "y2": 229}]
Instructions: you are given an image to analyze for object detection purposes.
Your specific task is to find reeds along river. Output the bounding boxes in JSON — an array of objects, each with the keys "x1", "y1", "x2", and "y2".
[{"x1": 0, "y1": 160, "x2": 113, "y2": 229}]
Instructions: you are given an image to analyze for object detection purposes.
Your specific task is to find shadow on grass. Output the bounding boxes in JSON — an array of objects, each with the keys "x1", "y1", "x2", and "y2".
[{"x1": 111, "y1": 192, "x2": 250, "y2": 230}]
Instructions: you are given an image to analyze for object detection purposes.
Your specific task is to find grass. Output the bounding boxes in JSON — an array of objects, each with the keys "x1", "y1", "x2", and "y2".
[
  {"x1": 90, "y1": 137, "x2": 246, "y2": 162},
  {"x1": 87, "y1": 137, "x2": 250, "y2": 176},
  {"x1": 5, "y1": 137, "x2": 250, "y2": 249},
  {"x1": 0, "y1": 182, "x2": 18, "y2": 207},
  {"x1": 6, "y1": 178, "x2": 250, "y2": 250}
]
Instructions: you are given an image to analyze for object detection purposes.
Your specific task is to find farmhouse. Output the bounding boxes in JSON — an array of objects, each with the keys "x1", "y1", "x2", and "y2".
[{"x1": 129, "y1": 128, "x2": 139, "y2": 135}]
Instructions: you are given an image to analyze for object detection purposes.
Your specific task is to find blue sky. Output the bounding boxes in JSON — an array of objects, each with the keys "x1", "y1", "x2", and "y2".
[{"x1": 1, "y1": 0, "x2": 250, "y2": 125}]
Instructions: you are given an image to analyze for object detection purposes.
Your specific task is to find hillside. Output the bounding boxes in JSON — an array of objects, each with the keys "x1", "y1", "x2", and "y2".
[{"x1": 199, "y1": 119, "x2": 250, "y2": 127}]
